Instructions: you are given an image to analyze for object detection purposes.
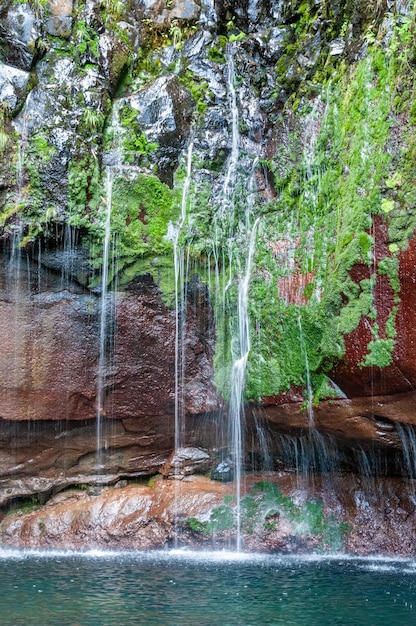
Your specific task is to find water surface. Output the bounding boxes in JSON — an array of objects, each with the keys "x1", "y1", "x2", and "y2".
[{"x1": 0, "y1": 549, "x2": 415, "y2": 625}]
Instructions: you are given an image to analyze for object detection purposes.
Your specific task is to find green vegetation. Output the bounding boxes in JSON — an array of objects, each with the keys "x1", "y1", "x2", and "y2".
[
  {"x1": 74, "y1": 19, "x2": 100, "y2": 61},
  {"x1": 110, "y1": 173, "x2": 177, "y2": 258},
  {"x1": 118, "y1": 104, "x2": 158, "y2": 165},
  {"x1": 185, "y1": 482, "x2": 348, "y2": 550},
  {"x1": 3, "y1": 0, "x2": 416, "y2": 407},
  {"x1": 0, "y1": 104, "x2": 10, "y2": 154},
  {"x1": 243, "y1": 13, "x2": 416, "y2": 399},
  {"x1": 68, "y1": 154, "x2": 101, "y2": 231}
]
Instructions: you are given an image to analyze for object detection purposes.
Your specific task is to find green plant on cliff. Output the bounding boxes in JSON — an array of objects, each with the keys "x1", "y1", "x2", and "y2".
[
  {"x1": 110, "y1": 173, "x2": 177, "y2": 258},
  {"x1": 118, "y1": 104, "x2": 158, "y2": 165},
  {"x1": 185, "y1": 482, "x2": 348, "y2": 549},
  {"x1": 75, "y1": 19, "x2": 100, "y2": 61},
  {"x1": 68, "y1": 154, "x2": 101, "y2": 235},
  {"x1": 242, "y1": 25, "x2": 416, "y2": 400},
  {"x1": 178, "y1": 70, "x2": 213, "y2": 115},
  {"x1": 0, "y1": 104, "x2": 10, "y2": 154}
]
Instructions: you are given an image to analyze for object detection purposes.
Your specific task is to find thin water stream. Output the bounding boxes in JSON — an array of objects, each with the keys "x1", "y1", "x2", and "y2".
[
  {"x1": 96, "y1": 167, "x2": 114, "y2": 467},
  {"x1": 229, "y1": 217, "x2": 260, "y2": 550},
  {"x1": 174, "y1": 140, "x2": 194, "y2": 453},
  {"x1": 96, "y1": 101, "x2": 122, "y2": 473}
]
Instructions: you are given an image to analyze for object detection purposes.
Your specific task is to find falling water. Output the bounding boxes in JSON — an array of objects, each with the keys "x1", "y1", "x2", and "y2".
[
  {"x1": 14, "y1": 91, "x2": 32, "y2": 209},
  {"x1": 296, "y1": 315, "x2": 336, "y2": 480},
  {"x1": 174, "y1": 140, "x2": 194, "y2": 453},
  {"x1": 229, "y1": 217, "x2": 260, "y2": 551},
  {"x1": 96, "y1": 103, "x2": 123, "y2": 470},
  {"x1": 96, "y1": 168, "x2": 113, "y2": 467},
  {"x1": 222, "y1": 46, "x2": 239, "y2": 213},
  {"x1": 297, "y1": 315, "x2": 313, "y2": 427},
  {"x1": 396, "y1": 423, "x2": 416, "y2": 478}
]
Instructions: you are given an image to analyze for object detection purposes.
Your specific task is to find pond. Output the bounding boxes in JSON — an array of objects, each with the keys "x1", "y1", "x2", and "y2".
[{"x1": 0, "y1": 549, "x2": 415, "y2": 625}]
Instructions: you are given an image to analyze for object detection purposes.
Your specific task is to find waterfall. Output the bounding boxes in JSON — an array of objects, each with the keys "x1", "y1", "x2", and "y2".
[
  {"x1": 222, "y1": 48, "x2": 239, "y2": 215},
  {"x1": 14, "y1": 91, "x2": 32, "y2": 210},
  {"x1": 396, "y1": 423, "x2": 416, "y2": 478},
  {"x1": 174, "y1": 140, "x2": 194, "y2": 453},
  {"x1": 229, "y1": 217, "x2": 259, "y2": 550},
  {"x1": 297, "y1": 315, "x2": 338, "y2": 480},
  {"x1": 96, "y1": 103, "x2": 122, "y2": 471},
  {"x1": 96, "y1": 167, "x2": 113, "y2": 468}
]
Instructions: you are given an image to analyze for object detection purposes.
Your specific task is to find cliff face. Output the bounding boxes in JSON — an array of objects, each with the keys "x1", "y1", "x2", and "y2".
[{"x1": 0, "y1": 0, "x2": 416, "y2": 550}]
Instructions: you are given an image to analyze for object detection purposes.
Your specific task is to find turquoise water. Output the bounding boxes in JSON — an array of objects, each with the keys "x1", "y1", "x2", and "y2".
[{"x1": 0, "y1": 549, "x2": 415, "y2": 625}]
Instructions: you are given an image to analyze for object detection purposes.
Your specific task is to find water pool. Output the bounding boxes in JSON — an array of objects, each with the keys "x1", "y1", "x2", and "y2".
[{"x1": 0, "y1": 549, "x2": 415, "y2": 625}]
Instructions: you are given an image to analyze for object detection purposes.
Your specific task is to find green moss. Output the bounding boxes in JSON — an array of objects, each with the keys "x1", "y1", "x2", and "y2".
[
  {"x1": 118, "y1": 104, "x2": 158, "y2": 164},
  {"x1": 242, "y1": 38, "x2": 408, "y2": 400},
  {"x1": 361, "y1": 338, "x2": 395, "y2": 368},
  {"x1": 115, "y1": 255, "x2": 176, "y2": 305},
  {"x1": 178, "y1": 70, "x2": 213, "y2": 115},
  {"x1": 207, "y1": 46, "x2": 226, "y2": 64},
  {"x1": 75, "y1": 19, "x2": 100, "y2": 61},
  {"x1": 111, "y1": 173, "x2": 177, "y2": 257},
  {"x1": 68, "y1": 154, "x2": 101, "y2": 232}
]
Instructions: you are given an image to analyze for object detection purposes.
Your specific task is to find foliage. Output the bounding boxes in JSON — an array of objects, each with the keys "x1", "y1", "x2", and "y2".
[
  {"x1": 243, "y1": 33, "x2": 413, "y2": 399},
  {"x1": 67, "y1": 154, "x2": 101, "y2": 234},
  {"x1": 82, "y1": 109, "x2": 105, "y2": 134},
  {"x1": 118, "y1": 104, "x2": 158, "y2": 164},
  {"x1": 178, "y1": 70, "x2": 213, "y2": 115},
  {"x1": 110, "y1": 173, "x2": 177, "y2": 258},
  {"x1": 184, "y1": 481, "x2": 348, "y2": 550},
  {"x1": 74, "y1": 19, "x2": 100, "y2": 61}
]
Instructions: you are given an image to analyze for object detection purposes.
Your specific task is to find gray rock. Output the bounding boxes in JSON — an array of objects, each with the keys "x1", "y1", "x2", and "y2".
[
  {"x1": 141, "y1": 0, "x2": 201, "y2": 27},
  {"x1": 329, "y1": 38, "x2": 346, "y2": 56},
  {"x1": 0, "y1": 3, "x2": 40, "y2": 71},
  {"x1": 210, "y1": 459, "x2": 234, "y2": 482},
  {"x1": 0, "y1": 62, "x2": 30, "y2": 110},
  {"x1": 161, "y1": 446, "x2": 211, "y2": 478},
  {"x1": 45, "y1": 16, "x2": 73, "y2": 38},
  {"x1": 129, "y1": 74, "x2": 193, "y2": 184},
  {"x1": 48, "y1": 0, "x2": 74, "y2": 16}
]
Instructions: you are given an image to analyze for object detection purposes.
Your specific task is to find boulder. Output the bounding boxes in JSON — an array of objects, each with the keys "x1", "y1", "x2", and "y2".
[
  {"x1": 129, "y1": 75, "x2": 194, "y2": 184},
  {"x1": 0, "y1": 62, "x2": 30, "y2": 111},
  {"x1": 0, "y1": 2, "x2": 41, "y2": 72}
]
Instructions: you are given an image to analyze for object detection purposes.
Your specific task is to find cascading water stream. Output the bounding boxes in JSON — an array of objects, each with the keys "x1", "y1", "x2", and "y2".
[
  {"x1": 174, "y1": 139, "x2": 194, "y2": 453},
  {"x1": 229, "y1": 217, "x2": 260, "y2": 551},
  {"x1": 170, "y1": 141, "x2": 194, "y2": 546},
  {"x1": 208, "y1": 43, "x2": 264, "y2": 550},
  {"x1": 211, "y1": 44, "x2": 240, "y2": 310},
  {"x1": 96, "y1": 166, "x2": 113, "y2": 469},
  {"x1": 222, "y1": 47, "x2": 239, "y2": 214},
  {"x1": 95, "y1": 102, "x2": 123, "y2": 471},
  {"x1": 297, "y1": 315, "x2": 334, "y2": 478}
]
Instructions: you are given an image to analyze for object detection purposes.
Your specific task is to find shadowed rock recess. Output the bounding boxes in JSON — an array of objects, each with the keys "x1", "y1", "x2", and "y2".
[{"x1": 0, "y1": 0, "x2": 416, "y2": 554}]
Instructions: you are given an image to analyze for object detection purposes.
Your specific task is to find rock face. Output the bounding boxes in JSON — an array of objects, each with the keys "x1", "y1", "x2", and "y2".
[
  {"x1": 0, "y1": 252, "x2": 218, "y2": 503},
  {"x1": 0, "y1": 0, "x2": 415, "y2": 553},
  {"x1": 2, "y1": 473, "x2": 416, "y2": 558}
]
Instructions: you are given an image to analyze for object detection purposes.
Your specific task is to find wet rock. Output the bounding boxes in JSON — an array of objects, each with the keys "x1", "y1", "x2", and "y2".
[
  {"x1": 0, "y1": 252, "x2": 219, "y2": 504},
  {"x1": 141, "y1": 0, "x2": 201, "y2": 27},
  {"x1": 2, "y1": 473, "x2": 416, "y2": 557},
  {"x1": 210, "y1": 459, "x2": 234, "y2": 482},
  {"x1": 39, "y1": 247, "x2": 92, "y2": 286},
  {"x1": 98, "y1": 33, "x2": 131, "y2": 93},
  {"x1": 48, "y1": 0, "x2": 73, "y2": 16},
  {"x1": 0, "y1": 3, "x2": 41, "y2": 71},
  {"x1": 129, "y1": 75, "x2": 194, "y2": 185},
  {"x1": 328, "y1": 37, "x2": 346, "y2": 56},
  {"x1": 45, "y1": 16, "x2": 72, "y2": 38},
  {"x1": 161, "y1": 446, "x2": 211, "y2": 478},
  {"x1": 0, "y1": 62, "x2": 30, "y2": 111}
]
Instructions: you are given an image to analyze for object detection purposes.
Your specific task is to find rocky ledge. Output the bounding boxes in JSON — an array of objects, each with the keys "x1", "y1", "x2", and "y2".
[{"x1": 1, "y1": 473, "x2": 415, "y2": 558}]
